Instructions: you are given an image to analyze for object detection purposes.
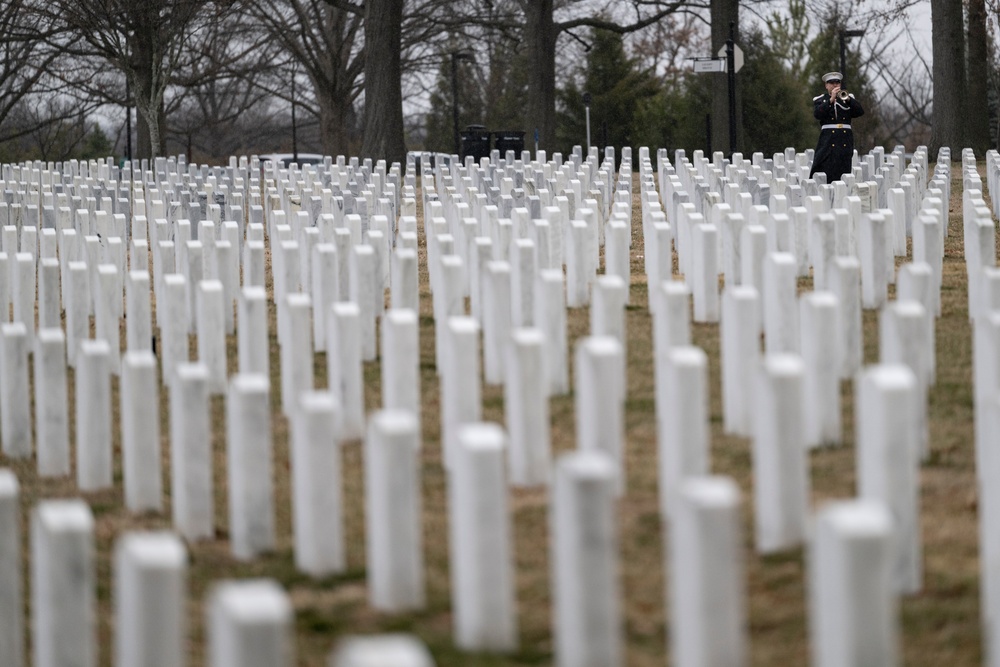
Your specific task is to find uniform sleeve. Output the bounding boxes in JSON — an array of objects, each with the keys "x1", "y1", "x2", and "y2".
[
  {"x1": 849, "y1": 97, "x2": 865, "y2": 118},
  {"x1": 814, "y1": 96, "x2": 830, "y2": 120}
]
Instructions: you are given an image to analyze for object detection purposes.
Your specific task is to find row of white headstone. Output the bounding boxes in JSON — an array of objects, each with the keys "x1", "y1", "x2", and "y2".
[
  {"x1": 0, "y1": 139, "x2": 971, "y2": 667},
  {"x1": 618, "y1": 143, "x2": 945, "y2": 666},
  {"x1": 972, "y1": 147, "x2": 1000, "y2": 667},
  {"x1": 0, "y1": 473, "x2": 435, "y2": 667},
  {"x1": 0, "y1": 153, "x2": 442, "y2": 666}
]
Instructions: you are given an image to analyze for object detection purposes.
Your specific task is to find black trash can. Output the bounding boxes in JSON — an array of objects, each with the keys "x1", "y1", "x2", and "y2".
[
  {"x1": 493, "y1": 130, "x2": 525, "y2": 158},
  {"x1": 460, "y1": 125, "x2": 491, "y2": 162}
]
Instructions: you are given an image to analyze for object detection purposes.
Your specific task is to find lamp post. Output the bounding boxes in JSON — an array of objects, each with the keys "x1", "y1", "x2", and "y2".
[
  {"x1": 291, "y1": 62, "x2": 299, "y2": 164},
  {"x1": 125, "y1": 77, "x2": 132, "y2": 163},
  {"x1": 583, "y1": 91, "x2": 592, "y2": 152},
  {"x1": 839, "y1": 29, "x2": 865, "y2": 85},
  {"x1": 451, "y1": 51, "x2": 473, "y2": 156},
  {"x1": 726, "y1": 21, "x2": 737, "y2": 156}
]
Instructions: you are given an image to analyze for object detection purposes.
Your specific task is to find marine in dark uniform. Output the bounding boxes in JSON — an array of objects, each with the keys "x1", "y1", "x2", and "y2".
[{"x1": 809, "y1": 71, "x2": 864, "y2": 183}]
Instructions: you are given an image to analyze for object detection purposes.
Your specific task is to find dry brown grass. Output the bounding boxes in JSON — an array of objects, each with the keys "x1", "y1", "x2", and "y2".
[{"x1": 1, "y1": 165, "x2": 986, "y2": 665}]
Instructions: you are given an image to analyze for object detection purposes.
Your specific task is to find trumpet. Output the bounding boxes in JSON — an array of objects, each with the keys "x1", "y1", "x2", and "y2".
[{"x1": 836, "y1": 89, "x2": 851, "y2": 102}]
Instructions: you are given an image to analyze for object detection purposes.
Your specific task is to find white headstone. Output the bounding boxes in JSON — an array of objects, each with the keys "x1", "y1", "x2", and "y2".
[
  {"x1": 551, "y1": 451, "x2": 620, "y2": 667},
  {"x1": 365, "y1": 411, "x2": 425, "y2": 612},
  {"x1": 440, "y1": 317, "x2": 481, "y2": 468},
  {"x1": 657, "y1": 346, "x2": 709, "y2": 520},
  {"x1": 121, "y1": 351, "x2": 162, "y2": 512},
  {"x1": 160, "y1": 274, "x2": 189, "y2": 385},
  {"x1": 114, "y1": 532, "x2": 186, "y2": 667},
  {"x1": 534, "y1": 269, "x2": 569, "y2": 394},
  {"x1": 828, "y1": 257, "x2": 863, "y2": 378},
  {"x1": 448, "y1": 423, "x2": 518, "y2": 651},
  {"x1": 879, "y1": 300, "x2": 930, "y2": 459},
  {"x1": 350, "y1": 244, "x2": 378, "y2": 361},
  {"x1": 482, "y1": 261, "x2": 512, "y2": 385},
  {"x1": 207, "y1": 580, "x2": 293, "y2": 667},
  {"x1": 574, "y1": 336, "x2": 626, "y2": 494},
  {"x1": 76, "y1": 339, "x2": 113, "y2": 491},
  {"x1": 32, "y1": 500, "x2": 96, "y2": 667},
  {"x1": 692, "y1": 223, "x2": 720, "y2": 322},
  {"x1": 752, "y1": 355, "x2": 808, "y2": 552},
  {"x1": 0, "y1": 470, "x2": 22, "y2": 667},
  {"x1": 238, "y1": 287, "x2": 269, "y2": 375},
  {"x1": 328, "y1": 634, "x2": 435, "y2": 667},
  {"x1": 801, "y1": 291, "x2": 842, "y2": 446},
  {"x1": 809, "y1": 500, "x2": 899, "y2": 667},
  {"x1": 670, "y1": 476, "x2": 747, "y2": 667},
  {"x1": 170, "y1": 363, "x2": 214, "y2": 540},
  {"x1": 381, "y1": 309, "x2": 421, "y2": 435},
  {"x1": 290, "y1": 391, "x2": 344, "y2": 575},
  {"x1": 761, "y1": 252, "x2": 798, "y2": 355},
  {"x1": 227, "y1": 374, "x2": 276, "y2": 559},
  {"x1": 197, "y1": 279, "x2": 228, "y2": 394},
  {"x1": 505, "y1": 328, "x2": 551, "y2": 486},
  {"x1": 328, "y1": 302, "x2": 365, "y2": 439},
  {"x1": 0, "y1": 323, "x2": 30, "y2": 459},
  {"x1": 720, "y1": 286, "x2": 760, "y2": 436},
  {"x1": 856, "y1": 365, "x2": 921, "y2": 594}
]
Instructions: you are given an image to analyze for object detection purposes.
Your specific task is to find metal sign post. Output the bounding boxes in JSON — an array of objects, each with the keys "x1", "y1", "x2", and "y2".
[
  {"x1": 690, "y1": 27, "x2": 744, "y2": 157},
  {"x1": 726, "y1": 22, "x2": 737, "y2": 155}
]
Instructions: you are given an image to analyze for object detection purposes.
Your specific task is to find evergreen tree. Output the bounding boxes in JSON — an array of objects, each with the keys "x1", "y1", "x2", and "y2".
[
  {"x1": 739, "y1": 27, "x2": 813, "y2": 154},
  {"x1": 555, "y1": 27, "x2": 659, "y2": 156},
  {"x1": 631, "y1": 73, "x2": 711, "y2": 156},
  {"x1": 765, "y1": 0, "x2": 811, "y2": 82}
]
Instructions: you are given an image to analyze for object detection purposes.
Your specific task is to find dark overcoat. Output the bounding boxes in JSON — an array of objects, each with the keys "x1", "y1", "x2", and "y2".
[{"x1": 809, "y1": 93, "x2": 864, "y2": 183}]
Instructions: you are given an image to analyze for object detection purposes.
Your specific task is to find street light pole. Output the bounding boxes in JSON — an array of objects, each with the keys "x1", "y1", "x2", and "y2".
[
  {"x1": 291, "y1": 64, "x2": 298, "y2": 164},
  {"x1": 839, "y1": 29, "x2": 865, "y2": 85},
  {"x1": 726, "y1": 21, "x2": 737, "y2": 155},
  {"x1": 451, "y1": 53, "x2": 460, "y2": 155},
  {"x1": 450, "y1": 51, "x2": 473, "y2": 156},
  {"x1": 583, "y1": 91, "x2": 592, "y2": 153},
  {"x1": 125, "y1": 77, "x2": 132, "y2": 163}
]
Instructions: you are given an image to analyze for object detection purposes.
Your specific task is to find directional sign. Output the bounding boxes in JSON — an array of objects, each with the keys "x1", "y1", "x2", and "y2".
[
  {"x1": 717, "y1": 44, "x2": 744, "y2": 73},
  {"x1": 693, "y1": 59, "x2": 726, "y2": 73}
]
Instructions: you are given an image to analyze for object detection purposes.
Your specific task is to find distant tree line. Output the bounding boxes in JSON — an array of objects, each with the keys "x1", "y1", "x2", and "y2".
[{"x1": 0, "y1": 0, "x2": 995, "y2": 165}]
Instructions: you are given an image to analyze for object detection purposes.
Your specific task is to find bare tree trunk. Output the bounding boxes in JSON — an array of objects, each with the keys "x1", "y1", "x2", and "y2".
[
  {"x1": 966, "y1": 0, "x2": 990, "y2": 154},
  {"x1": 524, "y1": 0, "x2": 556, "y2": 150},
  {"x1": 361, "y1": 0, "x2": 405, "y2": 165},
  {"x1": 131, "y1": 35, "x2": 167, "y2": 160},
  {"x1": 136, "y1": 107, "x2": 152, "y2": 160},
  {"x1": 317, "y1": 87, "x2": 353, "y2": 156},
  {"x1": 135, "y1": 96, "x2": 167, "y2": 160},
  {"x1": 931, "y1": 0, "x2": 965, "y2": 155},
  {"x1": 710, "y1": 0, "x2": 741, "y2": 155}
]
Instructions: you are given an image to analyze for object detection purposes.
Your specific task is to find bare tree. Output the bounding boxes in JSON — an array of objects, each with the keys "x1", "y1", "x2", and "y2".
[
  {"x1": 856, "y1": 19, "x2": 932, "y2": 150},
  {"x1": 966, "y1": 0, "x2": 991, "y2": 154},
  {"x1": 167, "y1": 14, "x2": 279, "y2": 161},
  {"x1": 0, "y1": 1, "x2": 67, "y2": 144},
  {"x1": 930, "y1": 0, "x2": 964, "y2": 154},
  {"x1": 40, "y1": 0, "x2": 246, "y2": 159},
  {"x1": 250, "y1": 0, "x2": 365, "y2": 156},
  {"x1": 360, "y1": 0, "x2": 406, "y2": 164}
]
